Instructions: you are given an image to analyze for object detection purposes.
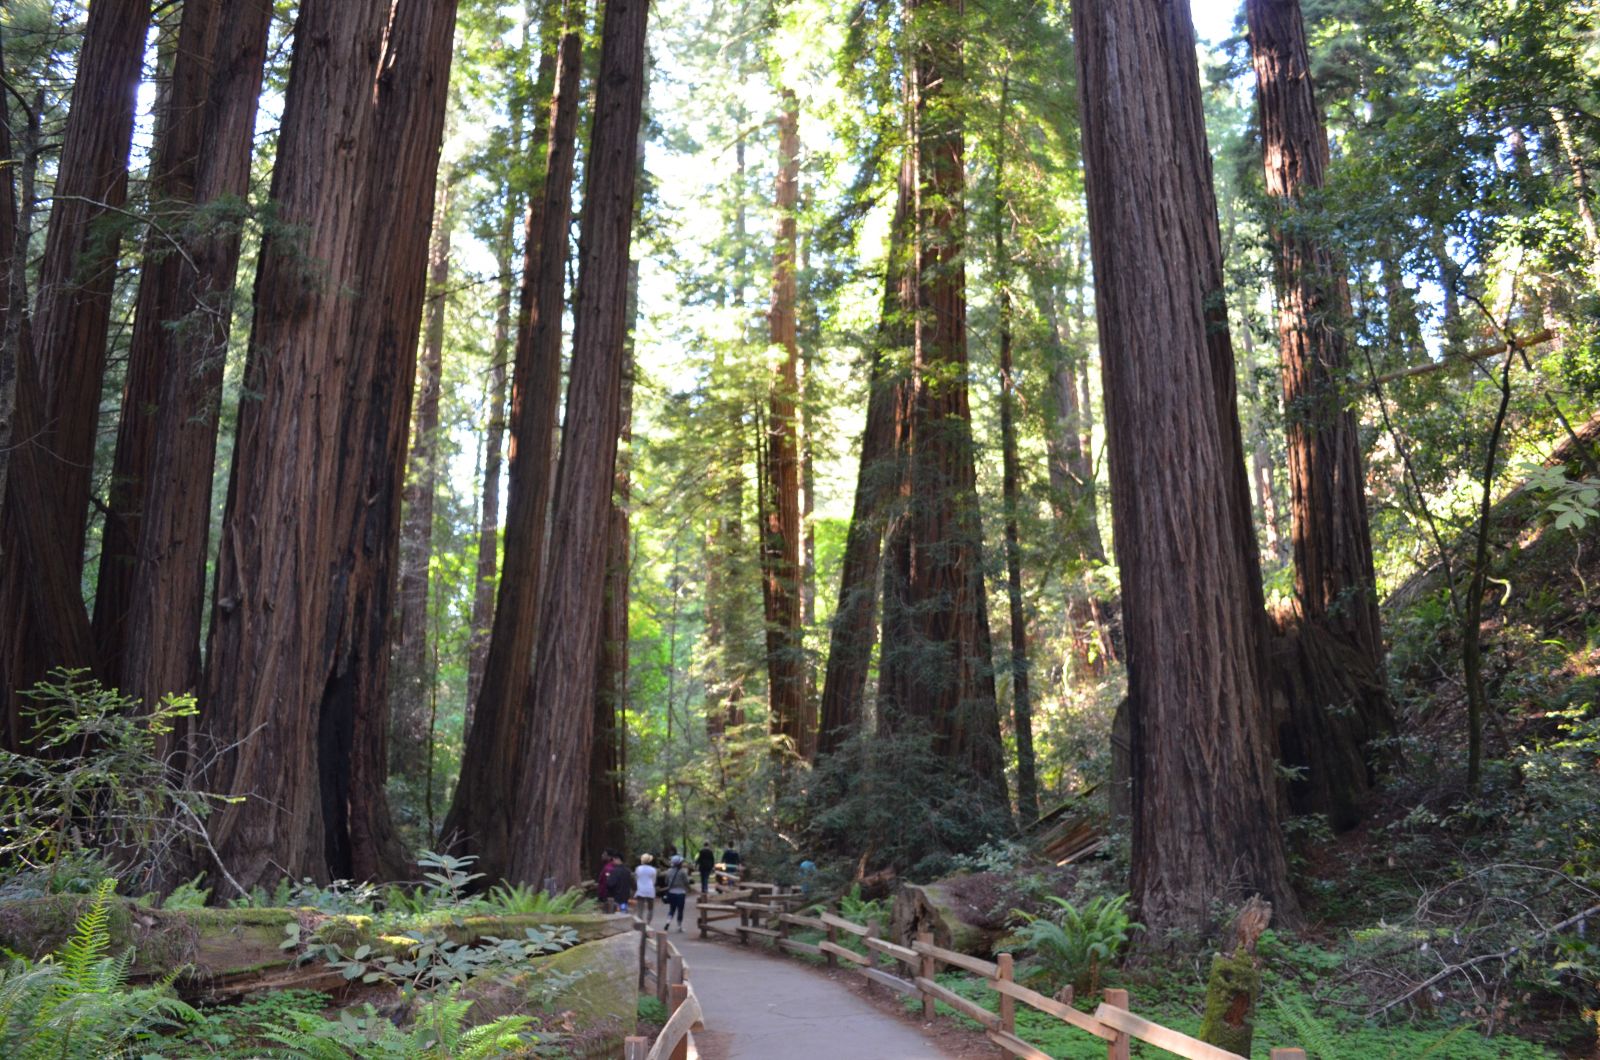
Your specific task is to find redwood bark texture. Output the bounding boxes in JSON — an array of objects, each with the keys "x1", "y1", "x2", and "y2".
[
  {"x1": 817, "y1": 155, "x2": 914, "y2": 756},
  {"x1": 1073, "y1": 0, "x2": 1297, "y2": 932},
  {"x1": 762, "y1": 92, "x2": 807, "y2": 758},
  {"x1": 202, "y1": 0, "x2": 457, "y2": 889},
  {"x1": 1, "y1": 0, "x2": 150, "y2": 732},
  {"x1": 444, "y1": 20, "x2": 581, "y2": 880},
  {"x1": 1247, "y1": 0, "x2": 1392, "y2": 827},
  {"x1": 95, "y1": 0, "x2": 274, "y2": 718},
  {"x1": 877, "y1": 0, "x2": 1008, "y2": 808},
  {"x1": 512, "y1": 0, "x2": 649, "y2": 888}
]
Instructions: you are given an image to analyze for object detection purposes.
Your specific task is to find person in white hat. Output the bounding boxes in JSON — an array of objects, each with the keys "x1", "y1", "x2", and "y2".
[{"x1": 634, "y1": 853, "x2": 658, "y2": 922}]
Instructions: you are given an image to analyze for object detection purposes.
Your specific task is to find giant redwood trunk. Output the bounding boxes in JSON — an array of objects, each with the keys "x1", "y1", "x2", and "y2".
[
  {"x1": 1, "y1": 0, "x2": 149, "y2": 730},
  {"x1": 511, "y1": 0, "x2": 649, "y2": 889},
  {"x1": 443, "y1": 14, "x2": 582, "y2": 880},
  {"x1": 94, "y1": 0, "x2": 275, "y2": 718},
  {"x1": 817, "y1": 155, "x2": 914, "y2": 756},
  {"x1": 1247, "y1": 0, "x2": 1392, "y2": 829},
  {"x1": 392, "y1": 185, "x2": 455, "y2": 782},
  {"x1": 877, "y1": 0, "x2": 1008, "y2": 809},
  {"x1": 202, "y1": 0, "x2": 457, "y2": 890},
  {"x1": 761, "y1": 92, "x2": 807, "y2": 758},
  {"x1": 1073, "y1": 0, "x2": 1297, "y2": 933}
]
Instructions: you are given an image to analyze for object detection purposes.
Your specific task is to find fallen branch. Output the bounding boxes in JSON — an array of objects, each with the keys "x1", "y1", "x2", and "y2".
[
  {"x1": 1373, "y1": 329, "x2": 1553, "y2": 386},
  {"x1": 1371, "y1": 903, "x2": 1600, "y2": 1016}
]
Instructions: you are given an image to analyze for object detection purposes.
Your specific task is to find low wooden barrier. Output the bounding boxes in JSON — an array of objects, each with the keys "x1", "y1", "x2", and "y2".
[
  {"x1": 627, "y1": 919, "x2": 703, "y2": 1060},
  {"x1": 714, "y1": 893, "x2": 1311, "y2": 1060}
]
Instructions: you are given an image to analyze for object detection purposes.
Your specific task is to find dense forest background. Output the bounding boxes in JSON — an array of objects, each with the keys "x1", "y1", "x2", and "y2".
[{"x1": 0, "y1": 0, "x2": 1597, "y2": 1053}]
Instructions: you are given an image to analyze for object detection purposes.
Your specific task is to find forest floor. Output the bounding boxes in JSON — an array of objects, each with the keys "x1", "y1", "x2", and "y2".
[{"x1": 670, "y1": 896, "x2": 992, "y2": 1059}]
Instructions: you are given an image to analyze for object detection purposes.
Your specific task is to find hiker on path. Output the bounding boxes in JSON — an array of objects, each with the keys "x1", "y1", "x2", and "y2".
[
  {"x1": 604, "y1": 853, "x2": 634, "y2": 913},
  {"x1": 634, "y1": 854, "x2": 658, "y2": 922},
  {"x1": 662, "y1": 854, "x2": 692, "y2": 931},
  {"x1": 695, "y1": 844, "x2": 715, "y2": 896}
]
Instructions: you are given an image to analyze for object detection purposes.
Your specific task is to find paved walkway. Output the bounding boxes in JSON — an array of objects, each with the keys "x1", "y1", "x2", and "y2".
[{"x1": 648, "y1": 896, "x2": 964, "y2": 1060}]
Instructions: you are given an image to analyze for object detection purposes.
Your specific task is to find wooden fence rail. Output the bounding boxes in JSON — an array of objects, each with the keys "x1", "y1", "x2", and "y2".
[
  {"x1": 627, "y1": 917, "x2": 703, "y2": 1060},
  {"x1": 707, "y1": 884, "x2": 1311, "y2": 1060}
]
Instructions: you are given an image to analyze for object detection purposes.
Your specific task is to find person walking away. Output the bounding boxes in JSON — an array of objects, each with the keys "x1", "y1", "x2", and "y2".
[
  {"x1": 634, "y1": 853, "x2": 658, "y2": 922},
  {"x1": 663, "y1": 855, "x2": 691, "y2": 931},
  {"x1": 695, "y1": 844, "x2": 715, "y2": 896},
  {"x1": 721, "y1": 845, "x2": 741, "y2": 883},
  {"x1": 605, "y1": 854, "x2": 634, "y2": 913},
  {"x1": 596, "y1": 850, "x2": 617, "y2": 906}
]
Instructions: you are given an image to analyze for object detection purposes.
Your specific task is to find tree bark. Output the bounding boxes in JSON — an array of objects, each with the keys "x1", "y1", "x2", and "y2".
[
  {"x1": 201, "y1": 0, "x2": 457, "y2": 890},
  {"x1": 443, "y1": 6, "x2": 582, "y2": 880},
  {"x1": 817, "y1": 155, "x2": 914, "y2": 756},
  {"x1": 392, "y1": 183, "x2": 455, "y2": 782},
  {"x1": 511, "y1": 0, "x2": 649, "y2": 889},
  {"x1": 878, "y1": 0, "x2": 1009, "y2": 811},
  {"x1": 1247, "y1": 0, "x2": 1393, "y2": 826},
  {"x1": 1, "y1": 0, "x2": 150, "y2": 728},
  {"x1": 1073, "y1": 0, "x2": 1297, "y2": 932},
  {"x1": 93, "y1": 0, "x2": 275, "y2": 727},
  {"x1": 762, "y1": 90, "x2": 807, "y2": 759}
]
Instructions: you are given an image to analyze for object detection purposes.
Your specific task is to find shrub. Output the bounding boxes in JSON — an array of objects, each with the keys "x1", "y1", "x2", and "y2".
[{"x1": 1001, "y1": 893, "x2": 1142, "y2": 996}]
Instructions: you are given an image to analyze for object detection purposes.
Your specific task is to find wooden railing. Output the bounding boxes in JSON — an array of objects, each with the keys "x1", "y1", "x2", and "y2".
[
  {"x1": 706, "y1": 887, "x2": 1311, "y2": 1060},
  {"x1": 625, "y1": 919, "x2": 702, "y2": 1060}
]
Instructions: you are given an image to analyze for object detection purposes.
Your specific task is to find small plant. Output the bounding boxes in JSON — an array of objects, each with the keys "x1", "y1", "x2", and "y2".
[
  {"x1": 837, "y1": 884, "x2": 888, "y2": 926},
  {"x1": 286, "y1": 919, "x2": 578, "y2": 997},
  {"x1": 0, "y1": 878, "x2": 199, "y2": 1058},
  {"x1": 482, "y1": 882, "x2": 595, "y2": 916},
  {"x1": 261, "y1": 985, "x2": 536, "y2": 1059},
  {"x1": 160, "y1": 873, "x2": 214, "y2": 910},
  {"x1": 177, "y1": 988, "x2": 330, "y2": 1056},
  {"x1": 1001, "y1": 893, "x2": 1142, "y2": 996}
]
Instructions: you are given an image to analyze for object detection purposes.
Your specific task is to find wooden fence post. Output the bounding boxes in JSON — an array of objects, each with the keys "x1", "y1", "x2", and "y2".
[
  {"x1": 624, "y1": 1035, "x2": 649, "y2": 1060},
  {"x1": 997, "y1": 952, "x2": 1016, "y2": 1047},
  {"x1": 825, "y1": 920, "x2": 838, "y2": 968},
  {"x1": 917, "y1": 929, "x2": 935, "y2": 1020},
  {"x1": 655, "y1": 930, "x2": 670, "y2": 1005},
  {"x1": 637, "y1": 919, "x2": 648, "y2": 988},
  {"x1": 669, "y1": 982, "x2": 690, "y2": 1060},
  {"x1": 1103, "y1": 988, "x2": 1131, "y2": 1060},
  {"x1": 864, "y1": 920, "x2": 881, "y2": 997}
]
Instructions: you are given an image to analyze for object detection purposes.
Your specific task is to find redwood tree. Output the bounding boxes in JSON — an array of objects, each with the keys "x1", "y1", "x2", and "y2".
[
  {"x1": 94, "y1": 0, "x2": 275, "y2": 716},
  {"x1": 512, "y1": 0, "x2": 650, "y2": 888},
  {"x1": 1246, "y1": 0, "x2": 1393, "y2": 828},
  {"x1": 761, "y1": 91, "x2": 807, "y2": 758},
  {"x1": 444, "y1": 6, "x2": 582, "y2": 880},
  {"x1": 877, "y1": 0, "x2": 1008, "y2": 808},
  {"x1": 202, "y1": 0, "x2": 458, "y2": 889},
  {"x1": 1073, "y1": 0, "x2": 1297, "y2": 932}
]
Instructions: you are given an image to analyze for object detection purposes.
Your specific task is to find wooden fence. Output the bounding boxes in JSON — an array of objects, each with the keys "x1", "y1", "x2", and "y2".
[
  {"x1": 624, "y1": 919, "x2": 702, "y2": 1060},
  {"x1": 703, "y1": 886, "x2": 1311, "y2": 1060}
]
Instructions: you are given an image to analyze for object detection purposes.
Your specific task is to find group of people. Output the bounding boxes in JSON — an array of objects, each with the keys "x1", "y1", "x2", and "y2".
[{"x1": 595, "y1": 843, "x2": 739, "y2": 932}]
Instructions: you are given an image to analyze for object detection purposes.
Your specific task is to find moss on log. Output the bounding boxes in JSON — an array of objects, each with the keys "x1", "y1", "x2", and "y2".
[{"x1": 890, "y1": 880, "x2": 1003, "y2": 956}]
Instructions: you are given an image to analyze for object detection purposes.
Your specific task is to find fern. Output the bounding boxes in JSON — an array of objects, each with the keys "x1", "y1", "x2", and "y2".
[
  {"x1": 1000, "y1": 893, "x2": 1142, "y2": 995},
  {"x1": 1272, "y1": 991, "x2": 1345, "y2": 1059}
]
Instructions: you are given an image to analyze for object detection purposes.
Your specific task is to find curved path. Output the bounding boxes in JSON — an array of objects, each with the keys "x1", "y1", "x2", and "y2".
[{"x1": 654, "y1": 896, "x2": 967, "y2": 1060}]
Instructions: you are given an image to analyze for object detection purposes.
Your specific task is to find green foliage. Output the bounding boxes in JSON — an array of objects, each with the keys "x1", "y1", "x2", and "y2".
[
  {"x1": 481, "y1": 883, "x2": 596, "y2": 916},
  {"x1": 637, "y1": 994, "x2": 669, "y2": 1025},
  {"x1": 160, "y1": 874, "x2": 214, "y2": 910},
  {"x1": 0, "y1": 878, "x2": 198, "y2": 1058},
  {"x1": 1000, "y1": 894, "x2": 1141, "y2": 996},
  {"x1": 175, "y1": 989, "x2": 331, "y2": 1057},
  {"x1": 836, "y1": 883, "x2": 888, "y2": 926},
  {"x1": 287, "y1": 918, "x2": 577, "y2": 997},
  {"x1": 0, "y1": 671, "x2": 222, "y2": 891},
  {"x1": 261, "y1": 986, "x2": 536, "y2": 1059}
]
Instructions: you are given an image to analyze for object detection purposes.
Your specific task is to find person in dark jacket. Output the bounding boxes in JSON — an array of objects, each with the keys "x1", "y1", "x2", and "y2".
[
  {"x1": 604, "y1": 855, "x2": 634, "y2": 912},
  {"x1": 695, "y1": 845, "x2": 715, "y2": 896}
]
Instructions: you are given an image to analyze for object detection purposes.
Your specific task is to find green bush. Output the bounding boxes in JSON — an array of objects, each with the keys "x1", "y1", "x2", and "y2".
[
  {"x1": 1000, "y1": 893, "x2": 1142, "y2": 996},
  {"x1": 261, "y1": 986, "x2": 536, "y2": 1059}
]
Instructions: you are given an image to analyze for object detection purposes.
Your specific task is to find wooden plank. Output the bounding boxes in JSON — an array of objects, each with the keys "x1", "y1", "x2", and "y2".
[
  {"x1": 697, "y1": 902, "x2": 740, "y2": 913},
  {"x1": 819, "y1": 911, "x2": 872, "y2": 937},
  {"x1": 997, "y1": 953, "x2": 1016, "y2": 1036},
  {"x1": 777, "y1": 938, "x2": 824, "y2": 958},
  {"x1": 778, "y1": 912, "x2": 829, "y2": 931},
  {"x1": 624, "y1": 1036, "x2": 649, "y2": 1060},
  {"x1": 917, "y1": 930, "x2": 935, "y2": 1021},
  {"x1": 862, "y1": 935, "x2": 918, "y2": 966},
  {"x1": 1093, "y1": 1001, "x2": 1245, "y2": 1060},
  {"x1": 738, "y1": 925, "x2": 782, "y2": 939},
  {"x1": 914, "y1": 976, "x2": 1001, "y2": 1030},
  {"x1": 859, "y1": 966, "x2": 917, "y2": 996},
  {"x1": 988, "y1": 1029, "x2": 1053, "y2": 1060},
  {"x1": 818, "y1": 940, "x2": 871, "y2": 966},
  {"x1": 643, "y1": 986, "x2": 703, "y2": 1060},
  {"x1": 912, "y1": 940, "x2": 999, "y2": 979},
  {"x1": 991, "y1": 977, "x2": 1116, "y2": 1041}
]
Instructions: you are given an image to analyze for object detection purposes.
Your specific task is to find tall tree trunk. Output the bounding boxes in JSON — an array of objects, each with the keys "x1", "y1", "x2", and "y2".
[
  {"x1": 586, "y1": 264, "x2": 637, "y2": 871},
  {"x1": 1073, "y1": 0, "x2": 1297, "y2": 933},
  {"x1": 91, "y1": 1, "x2": 275, "y2": 721},
  {"x1": 467, "y1": 192, "x2": 519, "y2": 715},
  {"x1": 1551, "y1": 108, "x2": 1600, "y2": 287},
  {"x1": 1247, "y1": 0, "x2": 1393, "y2": 829},
  {"x1": 443, "y1": 4, "x2": 581, "y2": 879},
  {"x1": 878, "y1": 0, "x2": 1008, "y2": 810},
  {"x1": 201, "y1": 0, "x2": 457, "y2": 890},
  {"x1": 762, "y1": 91, "x2": 806, "y2": 759},
  {"x1": 1, "y1": 0, "x2": 150, "y2": 726},
  {"x1": 817, "y1": 154, "x2": 914, "y2": 756},
  {"x1": 392, "y1": 184, "x2": 455, "y2": 782},
  {"x1": 1034, "y1": 278, "x2": 1105, "y2": 565},
  {"x1": 510, "y1": 0, "x2": 649, "y2": 889},
  {"x1": 992, "y1": 82, "x2": 1039, "y2": 824}
]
